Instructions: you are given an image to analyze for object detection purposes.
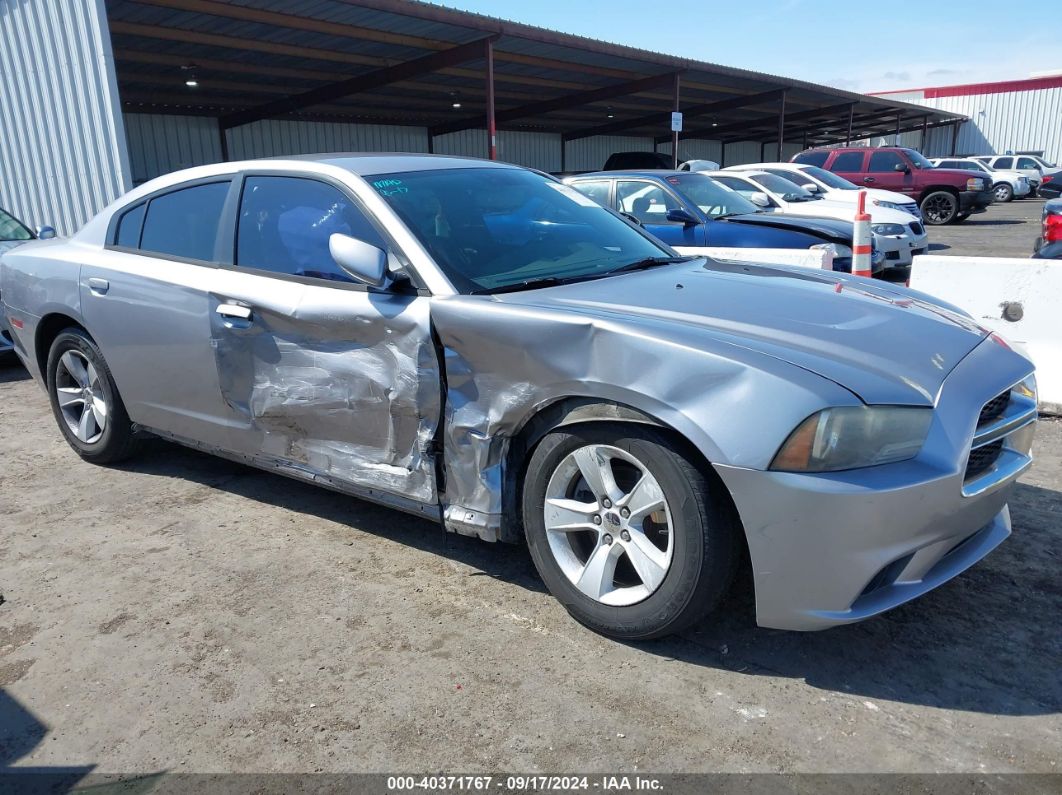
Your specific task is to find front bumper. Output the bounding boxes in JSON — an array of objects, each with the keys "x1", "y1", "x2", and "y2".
[
  {"x1": 879, "y1": 230, "x2": 929, "y2": 268},
  {"x1": 714, "y1": 337, "x2": 1036, "y2": 631},
  {"x1": 959, "y1": 189, "x2": 995, "y2": 214}
]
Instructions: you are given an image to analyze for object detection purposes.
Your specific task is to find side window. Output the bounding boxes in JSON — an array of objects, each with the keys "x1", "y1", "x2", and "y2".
[
  {"x1": 994, "y1": 157, "x2": 1014, "y2": 169},
  {"x1": 1017, "y1": 157, "x2": 1040, "y2": 170},
  {"x1": 236, "y1": 176, "x2": 385, "y2": 283},
  {"x1": 793, "y1": 151, "x2": 829, "y2": 167},
  {"x1": 569, "y1": 180, "x2": 611, "y2": 207},
  {"x1": 115, "y1": 203, "x2": 146, "y2": 248},
  {"x1": 616, "y1": 181, "x2": 682, "y2": 224},
  {"x1": 868, "y1": 151, "x2": 906, "y2": 172},
  {"x1": 830, "y1": 152, "x2": 865, "y2": 172},
  {"x1": 140, "y1": 182, "x2": 231, "y2": 261}
]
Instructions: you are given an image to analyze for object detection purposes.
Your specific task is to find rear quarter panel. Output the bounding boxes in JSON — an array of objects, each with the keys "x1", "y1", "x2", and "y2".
[{"x1": 1, "y1": 239, "x2": 86, "y2": 381}]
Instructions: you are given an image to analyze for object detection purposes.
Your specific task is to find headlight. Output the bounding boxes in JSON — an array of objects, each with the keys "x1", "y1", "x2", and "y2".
[
  {"x1": 771, "y1": 406, "x2": 933, "y2": 472},
  {"x1": 1016, "y1": 374, "x2": 1037, "y2": 402},
  {"x1": 967, "y1": 177, "x2": 986, "y2": 191},
  {"x1": 871, "y1": 223, "x2": 905, "y2": 236},
  {"x1": 872, "y1": 200, "x2": 902, "y2": 212},
  {"x1": 809, "y1": 242, "x2": 852, "y2": 260}
]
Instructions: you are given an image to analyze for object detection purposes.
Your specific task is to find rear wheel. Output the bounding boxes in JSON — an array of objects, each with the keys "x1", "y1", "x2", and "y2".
[
  {"x1": 993, "y1": 183, "x2": 1014, "y2": 202},
  {"x1": 920, "y1": 191, "x2": 959, "y2": 225},
  {"x1": 46, "y1": 328, "x2": 140, "y2": 464},
  {"x1": 522, "y1": 423, "x2": 739, "y2": 640}
]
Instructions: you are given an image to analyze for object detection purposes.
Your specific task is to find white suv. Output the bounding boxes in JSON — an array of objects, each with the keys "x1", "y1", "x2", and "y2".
[
  {"x1": 973, "y1": 155, "x2": 1061, "y2": 195},
  {"x1": 929, "y1": 158, "x2": 1030, "y2": 202}
]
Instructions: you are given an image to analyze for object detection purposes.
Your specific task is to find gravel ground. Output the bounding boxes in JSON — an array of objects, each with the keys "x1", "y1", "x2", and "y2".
[
  {"x1": 927, "y1": 196, "x2": 1045, "y2": 259},
  {"x1": 1, "y1": 359, "x2": 1060, "y2": 778}
]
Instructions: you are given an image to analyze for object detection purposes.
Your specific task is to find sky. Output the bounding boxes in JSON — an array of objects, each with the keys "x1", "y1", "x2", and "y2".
[{"x1": 433, "y1": 0, "x2": 1061, "y2": 94}]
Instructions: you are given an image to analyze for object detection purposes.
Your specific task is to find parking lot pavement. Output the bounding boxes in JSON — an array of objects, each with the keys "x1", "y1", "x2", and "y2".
[
  {"x1": 929, "y1": 197, "x2": 1045, "y2": 259},
  {"x1": 1, "y1": 360, "x2": 1060, "y2": 776}
]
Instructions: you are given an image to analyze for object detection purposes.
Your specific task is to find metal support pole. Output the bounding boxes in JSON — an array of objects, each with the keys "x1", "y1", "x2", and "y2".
[
  {"x1": 777, "y1": 91, "x2": 787, "y2": 160},
  {"x1": 760, "y1": 141, "x2": 767, "y2": 161},
  {"x1": 720, "y1": 141, "x2": 727, "y2": 168},
  {"x1": 217, "y1": 119, "x2": 229, "y2": 162},
  {"x1": 427, "y1": 135, "x2": 434, "y2": 154},
  {"x1": 560, "y1": 141, "x2": 566, "y2": 172},
  {"x1": 845, "y1": 105, "x2": 854, "y2": 146},
  {"x1": 486, "y1": 39, "x2": 496, "y2": 160},
  {"x1": 802, "y1": 130, "x2": 808, "y2": 151},
  {"x1": 950, "y1": 121, "x2": 960, "y2": 156},
  {"x1": 671, "y1": 73, "x2": 681, "y2": 168},
  {"x1": 895, "y1": 111, "x2": 902, "y2": 144},
  {"x1": 920, "y1": 116, "x2": 928, "y2": 152}
]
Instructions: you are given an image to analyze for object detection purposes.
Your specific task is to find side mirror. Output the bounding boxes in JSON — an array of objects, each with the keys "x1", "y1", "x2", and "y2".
[
  {"x1": 329, "y1": 233, "x2": 389, "y2": 288},
  {"x1": 35, "y1": 225, "x2": 56, "y2": 240},
  {"x1": 749, "y1": 192, "x2": 771, "y2": 208},
  {"x1": 802, "y1": 183, "x2": 819, "y2": 193},
  {"x1": 666, "y1": 207, "x2": 698, "y2": 226},
  {"x1": 894, "y1": 163, "x2": 910, "y2": 173}
]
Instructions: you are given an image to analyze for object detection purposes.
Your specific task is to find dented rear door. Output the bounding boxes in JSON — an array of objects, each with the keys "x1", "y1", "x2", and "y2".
[{"x1": 208, "y1": 174, "x2": 441, "y2": 504}]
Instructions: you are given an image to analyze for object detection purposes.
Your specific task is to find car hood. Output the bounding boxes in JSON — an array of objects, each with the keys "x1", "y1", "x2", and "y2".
[
  {"x1": 495, "y1": 259, "x2": 988, "y2": 406},
  {"x1": 718, "y1": 212, "x2": 852, "y2": 240}
]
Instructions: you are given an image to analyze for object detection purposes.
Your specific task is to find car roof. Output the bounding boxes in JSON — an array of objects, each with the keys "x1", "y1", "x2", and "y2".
[
  {"x1": 708, "y1": 169, "x2": 769, "y2": 178},
  {"x1": 725, "y1": 163, "x2": 805, "y2": 171},
  {"x1": 568, "y1": 170, "x2": 686, "y2": 179}
]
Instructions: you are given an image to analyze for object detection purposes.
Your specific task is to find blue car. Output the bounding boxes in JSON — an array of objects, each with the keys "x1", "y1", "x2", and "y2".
[{"x1": 564, "y1": 170, "x2": 883, "y2": 276}]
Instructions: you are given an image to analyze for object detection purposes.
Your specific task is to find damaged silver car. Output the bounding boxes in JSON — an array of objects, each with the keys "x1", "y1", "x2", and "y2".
[{"x1": 0, "y1": 155, "x2": 1038, "y2": 639}]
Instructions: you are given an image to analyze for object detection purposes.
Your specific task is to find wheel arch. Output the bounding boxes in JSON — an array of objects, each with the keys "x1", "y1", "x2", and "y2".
[
  {"x1": 35, "y1": 312, "x2": 90, "y2": 377},
  {"x1": 917, "y1": 184, "x2": 960, "y2": 203},
  {"x1": 499, "y1": 396, "x2": 739, "y2": 543}
]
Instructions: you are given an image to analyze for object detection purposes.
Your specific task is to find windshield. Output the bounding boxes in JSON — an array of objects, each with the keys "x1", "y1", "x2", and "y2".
[
  {"x1": 797, "y1": 166, "x2": 858, "y2": 190},
  {"x1": 371, "y1": 168, "x2": 672, "y2": 293},
  {"x1": 661, "y1": 173, "x2": 759, "y2": 218},
  {"x1": 0, "y1": 208, "x2": 33, "y2": 241},
  {"x1": 1032, "y1": 156, "x2": 1057, "y2": 169},
  {"x1": 902, "y1": 149, "x2": 935, "y2": 170},
  {"x1": 750, "y1": 173, "x2": 817, "y2": 201}
]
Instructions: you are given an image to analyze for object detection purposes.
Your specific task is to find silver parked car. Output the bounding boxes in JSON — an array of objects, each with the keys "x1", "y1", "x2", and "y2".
[{"x1": 0, "y1": 155, "x2": 1038, "y2": 639}]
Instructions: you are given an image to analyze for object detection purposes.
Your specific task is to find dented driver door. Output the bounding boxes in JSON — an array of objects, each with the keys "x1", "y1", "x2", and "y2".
[{"x1": 208, "y1": 174, "x2": 441, "y2": 505}]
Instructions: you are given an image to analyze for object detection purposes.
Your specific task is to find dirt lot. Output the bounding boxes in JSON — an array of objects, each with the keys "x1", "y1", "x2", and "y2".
[
  {"x1": 1, "y1": 359, "x2": 1060, "y2": 778},
  {"x1": 928, "y1": 196, "x2": 1045, "y2": 259}
]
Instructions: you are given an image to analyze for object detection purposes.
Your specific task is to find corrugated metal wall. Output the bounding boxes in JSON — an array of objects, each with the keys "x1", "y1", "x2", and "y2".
[
  {"x1": 877, "y1": 87, "x2": 1062, "y2": 162},
  {"x1": 125, "y1": 114, "x2": 222, "y2": 185},
  {"x1": 226, "y1": 118, "x2": 429, "y2": 160},
  {"x1": 0, "y1": 0, "x2": 131, "y2": 235}
]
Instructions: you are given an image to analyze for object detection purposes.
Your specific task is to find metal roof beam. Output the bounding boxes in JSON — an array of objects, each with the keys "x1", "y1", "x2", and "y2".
[
  {"x1": 429, "y1": 71, "x2": 681, "y2": 137},
  {"x1": 675, "y1": 101, "x2": 856, "y2": 141},
  {"x1": 564, "y1": 89, "x2": 785, "y2": 142},
  {"x1": 219, "y1": 36, "x2": 496, "y2": 130}
]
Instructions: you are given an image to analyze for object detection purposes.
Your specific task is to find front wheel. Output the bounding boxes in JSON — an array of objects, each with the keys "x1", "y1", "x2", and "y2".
[
  {"x1": 993, "y1": 183, "x2": 1014, "y2": 202},
  {"x1": 46, "y1": 328, "x2": 140, "y2": 464},
  {"x1": 522, "y1": 424, "x2": 739, "y2": 640}
]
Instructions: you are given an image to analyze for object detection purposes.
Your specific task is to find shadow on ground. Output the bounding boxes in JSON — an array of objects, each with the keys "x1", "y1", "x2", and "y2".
[
  {"x1": 0, "y1": 363, "x2": 30, "y2": 384},
  {"x1": 118, "y1": 441, "x2": 1061, "y2": 719}
]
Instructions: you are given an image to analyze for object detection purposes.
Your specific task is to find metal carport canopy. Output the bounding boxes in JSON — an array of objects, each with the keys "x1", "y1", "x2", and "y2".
[{"x1": 105, "y1": 0, "x2": 966, "y2": 159}]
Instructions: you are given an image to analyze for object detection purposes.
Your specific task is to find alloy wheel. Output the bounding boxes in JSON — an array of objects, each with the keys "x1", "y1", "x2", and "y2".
[
  {"x1": 543, "y1": 444, "x2": 674, "y2": 606},
  {"x1": 923, "y1": 194, "x2": 956, "y2": 224},
  {"x1": 55, "y1": 350, "x2": 108, "y2": 443}
]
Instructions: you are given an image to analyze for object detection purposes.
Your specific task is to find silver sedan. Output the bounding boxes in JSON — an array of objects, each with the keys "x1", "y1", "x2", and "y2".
[{"x1": 0, "y1": 155, "x2": 1037, "y2": 639}]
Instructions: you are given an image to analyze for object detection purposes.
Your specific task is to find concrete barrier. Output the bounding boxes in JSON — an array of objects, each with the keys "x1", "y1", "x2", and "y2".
[
  {"x1": 675, "y1": 246, "x2": 833, "y2": 270},
  {"x1": 910, "y1": 255, "x2": 1061, "y2": 414}
]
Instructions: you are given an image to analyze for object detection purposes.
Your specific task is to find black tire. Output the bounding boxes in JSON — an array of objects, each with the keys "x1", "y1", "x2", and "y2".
[
  {"x1": 522, "y1": 423, "x2": 740, "y2": 640},
  {"x1": 920, "y1": 191, "x2": 959, "y2": 225},
  {"x1": 993, "y1": 183, "x2": 1014, "y2": 203},
  {"x1": 46, "y1": 328, "x2": 140, "y2": 464}
]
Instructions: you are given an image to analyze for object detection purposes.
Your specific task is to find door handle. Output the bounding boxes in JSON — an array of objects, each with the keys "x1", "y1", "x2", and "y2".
[
  {"x1": 863, "y1": 177, "x2": 876, "y2": 183},
  {"x1": 87, "y1": 277, "x2": 109, "y2": 294},
  {"x1": 216, "y1": 303, "x2": 252, "y2": 321}
]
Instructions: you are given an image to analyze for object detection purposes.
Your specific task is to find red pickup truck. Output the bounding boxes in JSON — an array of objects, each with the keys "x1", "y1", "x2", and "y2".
[{"x1": 791, "y1": 147, "x2": 995, "y2": 225}]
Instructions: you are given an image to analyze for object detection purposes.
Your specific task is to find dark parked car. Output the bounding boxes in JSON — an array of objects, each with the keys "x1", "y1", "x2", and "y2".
[
  {"x1": 603, "y1": 151, "x2": 674, "y2": 170},
  {"x1": 1033, "y1": 199, "x2": 1062, "y2": 259},
  {"x1": 564, "y1": 170, "x2": 885, "y2": 276},
  {"x1": 1037, "y1": 176, "x2": 1062, "y2": 200},
  {"x1": 792, "y1": 147, "x2": 995, "y2": 225}
]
